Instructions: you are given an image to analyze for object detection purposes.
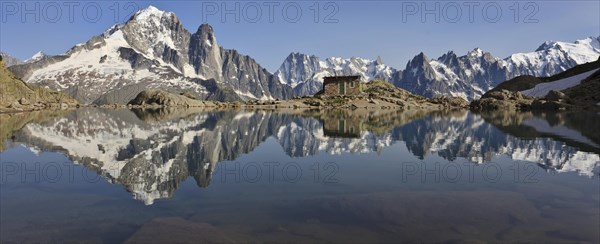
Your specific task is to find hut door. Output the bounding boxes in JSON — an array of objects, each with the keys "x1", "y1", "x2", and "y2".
[{"x1": 339, "y1": 81, "x2": 345, "y2": 94}]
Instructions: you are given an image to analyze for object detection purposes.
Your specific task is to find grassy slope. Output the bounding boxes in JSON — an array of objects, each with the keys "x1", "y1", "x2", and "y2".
[
  {"x1": 0, "y1": 56, "x2": 77, "y2": 109},
  {"x1": 562, "y1": 69, "x2": 600, "y2": 108}
]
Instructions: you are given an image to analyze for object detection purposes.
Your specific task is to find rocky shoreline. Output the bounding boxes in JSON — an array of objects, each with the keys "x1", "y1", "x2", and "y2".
[
  {"x1": 105, "y1": 80, "x2": 470, "y2": 112},
  {"x1": 470, "y1": 89, "x2": 600, "y2": 112},
  {"x1": 0, "y1": 57, "x2": 78, "y2": 113}
]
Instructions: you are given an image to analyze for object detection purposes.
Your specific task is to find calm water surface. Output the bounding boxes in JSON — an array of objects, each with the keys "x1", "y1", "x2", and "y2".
[{"x1": 1, "y1": 108, "x2": 599, "y2": 243}]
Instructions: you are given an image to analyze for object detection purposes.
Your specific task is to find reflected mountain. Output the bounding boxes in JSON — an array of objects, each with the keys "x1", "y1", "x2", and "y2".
[{"x1": 2, "y1": 108, "x2": 599, "y2": 204}]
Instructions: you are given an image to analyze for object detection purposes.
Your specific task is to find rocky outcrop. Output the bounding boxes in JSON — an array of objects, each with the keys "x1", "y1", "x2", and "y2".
[
  {"x1": 0, "y1": 57, "x2": 77, "y2": 112},
  {"x1": 429, "y1": 96, "x2": 469, "y2": 108},
  {"x1": 128, "y1": 89, "x2": 219, "y2": 107},
  {"x1": 471, "y1": 89, "x2": 588, "y2": 112},
  {"x1": 470, "y1": 90, "x2": 533, "y2": 111},
  {"x1": 255, "y1": 80, "x2": 468, "y2": 111}
]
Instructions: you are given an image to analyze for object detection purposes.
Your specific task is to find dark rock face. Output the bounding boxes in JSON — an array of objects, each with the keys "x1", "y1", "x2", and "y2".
[
  {"x1": 220, "y1": 48, "x2": 292, "y2": 100},
  {"x1": 118, "y1": 47, "x2": 159, "y2": 70},
  {"x1": 396, "y1": 53, "x2": 444, "y2": 97},
  {"x1": 395, "y1": 49, "x2": 513, "y2": 101},
  {"x1": 189, "y1": 24, "x2": 221, "y2": 80}
]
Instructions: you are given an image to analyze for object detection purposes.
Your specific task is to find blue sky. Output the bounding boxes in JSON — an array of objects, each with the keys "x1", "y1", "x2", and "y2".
[{"x1": 1, "y1": 1, "x2": 599, "y2": 72}]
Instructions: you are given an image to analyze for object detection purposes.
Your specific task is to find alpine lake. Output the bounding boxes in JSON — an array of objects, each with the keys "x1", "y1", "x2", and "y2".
[{"x1": 1, "y1": 107, "x2": 599, "y2": 243}]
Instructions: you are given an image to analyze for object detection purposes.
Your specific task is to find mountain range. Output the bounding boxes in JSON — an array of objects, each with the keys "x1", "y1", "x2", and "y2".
[
  {"x1": 280, "y1": 37, "x2": 600, "y2": 100},
  {"x1": 3, "y1": 6, "x2": 600, "y2": 103}
]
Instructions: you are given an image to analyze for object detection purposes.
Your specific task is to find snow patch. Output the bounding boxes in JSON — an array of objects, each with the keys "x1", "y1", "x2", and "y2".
[{"x1": 521, "y1": 68, "x2": 599, "y2": 97}]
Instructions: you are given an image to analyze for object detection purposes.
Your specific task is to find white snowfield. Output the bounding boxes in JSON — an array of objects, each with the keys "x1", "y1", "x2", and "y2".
[{"x1": 521, "y1": 68, "x2": 599, "y2": 97}]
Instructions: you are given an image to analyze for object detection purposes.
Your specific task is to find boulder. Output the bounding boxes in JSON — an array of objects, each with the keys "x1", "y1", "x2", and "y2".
[
  {"x1": 545, "y1": 90, "x2": 566, "y2": 102},
  {"x1": 129, "y1": 89, "x2": 206, "y2": 107},
  {"x1": 483, "y1": 89, "x2": 525, "y2": 101},
  {"x1": 18, "y1": 97, "x2": 30, "y2": 105},
  {"x1": 430, "y1": 96, "x2": 469, "y2": 108}
]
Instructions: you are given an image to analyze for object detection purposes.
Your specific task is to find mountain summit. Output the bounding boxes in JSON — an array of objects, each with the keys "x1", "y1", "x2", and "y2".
[{"x1": 10, "y1": 6, "x2": 291, "y2": 104}]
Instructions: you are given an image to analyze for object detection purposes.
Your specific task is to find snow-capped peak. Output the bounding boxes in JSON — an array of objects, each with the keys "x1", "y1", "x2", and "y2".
[
  {"x1": 574, "y1": 36, "x2": 600, "y2": 49},
  {"x1": 26, "y1": 51, "x2": 46, "y2": 62},
  {"x1": 275, "y1": 52, "x2": 398, "y2": 95},
  {"x1": 509, "y1": 36, "x2": 600, "y2": 70},
  {"x1": 132, "y1": 5, "x2": 172, "y2": 21},
  {"x1": 467, "y1": 48, "x2": 484, "y2": 57}
]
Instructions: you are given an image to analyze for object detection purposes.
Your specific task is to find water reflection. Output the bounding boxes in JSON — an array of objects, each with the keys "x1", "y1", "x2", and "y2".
[{"x1": 1, "y1": 108, "x2": 599, "y2": 205}]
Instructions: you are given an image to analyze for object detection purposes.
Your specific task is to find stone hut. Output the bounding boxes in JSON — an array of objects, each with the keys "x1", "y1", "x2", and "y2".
[{"x1": 322, "y1": 76, "x2": 362, "y2": 96}]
